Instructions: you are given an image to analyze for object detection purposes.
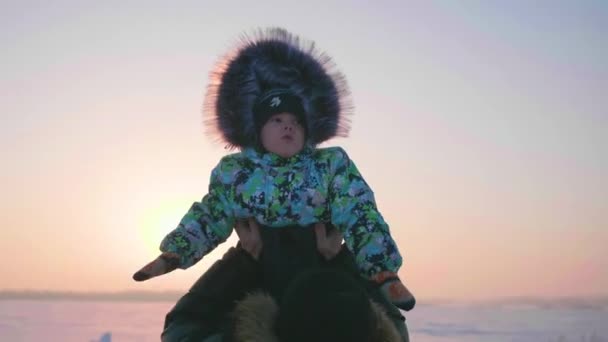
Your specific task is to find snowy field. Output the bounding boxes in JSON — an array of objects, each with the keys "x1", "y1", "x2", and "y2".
[{"x1": 0, "y1": 300, "x2": 607, "y2": 342}]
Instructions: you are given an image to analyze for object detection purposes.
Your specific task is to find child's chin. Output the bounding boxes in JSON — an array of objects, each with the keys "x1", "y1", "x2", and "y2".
[{"x1": 277, "y1": 149, "x2": 299, "y2": 158}]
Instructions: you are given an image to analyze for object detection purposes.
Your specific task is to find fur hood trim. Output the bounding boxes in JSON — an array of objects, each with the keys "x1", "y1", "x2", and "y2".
[{"x1": 203, "y1": 27, "x2": 352, "y2": 149}]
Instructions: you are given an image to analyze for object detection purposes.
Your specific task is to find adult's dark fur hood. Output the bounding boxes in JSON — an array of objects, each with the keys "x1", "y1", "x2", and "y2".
[
  {"x1": 230, "y1": 292, "x2": 402, "y2": 342},
  {"x1": 204, "y1": 27, "x2": 352, "y2": 149}
]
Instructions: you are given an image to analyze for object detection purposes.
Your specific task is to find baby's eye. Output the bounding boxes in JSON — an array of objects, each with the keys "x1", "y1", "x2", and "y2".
[{"x1": 272, "y1": 117, "x2": 282, "y2": 123}]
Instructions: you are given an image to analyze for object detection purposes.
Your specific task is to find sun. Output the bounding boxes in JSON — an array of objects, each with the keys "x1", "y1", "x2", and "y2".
[{"x1": 137, "y1": 199, "x2": 191, "y2": 258}]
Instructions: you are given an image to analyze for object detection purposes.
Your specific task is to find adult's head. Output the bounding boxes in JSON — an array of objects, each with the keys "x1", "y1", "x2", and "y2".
[
  {"x1": 230, "y1": 268, "x2": 403, "y2": 342},
  {"x1": 276, "y1": 268, "x2": 375, "y2": 342}
]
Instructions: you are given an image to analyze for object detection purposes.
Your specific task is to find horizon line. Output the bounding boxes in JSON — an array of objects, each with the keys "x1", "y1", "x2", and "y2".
[{"x1": 1, "y1": 290, "x2": 607, "y2": 310}]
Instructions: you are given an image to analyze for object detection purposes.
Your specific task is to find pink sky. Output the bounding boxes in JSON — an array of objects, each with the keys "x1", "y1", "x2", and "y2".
[{"x1": 1, "y1": 1, "x2": 606, "y2": 301}]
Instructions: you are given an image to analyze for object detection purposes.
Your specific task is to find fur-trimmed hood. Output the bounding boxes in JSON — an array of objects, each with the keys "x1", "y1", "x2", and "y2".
[
  {"x1": 230, "y1": 292, "x2": 402, "y2": 342},
  {"x1": 203, "y1": 27, "x2": 352, "y2": 149}
]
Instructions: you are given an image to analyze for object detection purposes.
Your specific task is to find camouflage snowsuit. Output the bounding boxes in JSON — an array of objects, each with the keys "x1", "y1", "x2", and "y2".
[{"x1": 160, "y1": 146, "x2": 402, "y2": 279}]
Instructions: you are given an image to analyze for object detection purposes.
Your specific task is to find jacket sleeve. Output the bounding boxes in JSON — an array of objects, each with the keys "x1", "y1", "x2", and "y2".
[
  {"x1": 159, "y1": 157, "x2": 237, "y2": 269},
  {"x1": 328, "y1": 147, "x2": 403, "y2": 278}
]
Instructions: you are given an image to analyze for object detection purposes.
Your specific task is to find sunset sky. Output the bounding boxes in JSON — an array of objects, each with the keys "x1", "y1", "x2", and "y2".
[{"x1": 1, "y1": 1, "x2": 606, "y2": 302}]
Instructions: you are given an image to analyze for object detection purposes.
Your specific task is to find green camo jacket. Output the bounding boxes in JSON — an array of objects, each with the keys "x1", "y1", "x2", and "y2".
[{"x1": 160, "y1": 145, "x2": 402, "y2": 278}]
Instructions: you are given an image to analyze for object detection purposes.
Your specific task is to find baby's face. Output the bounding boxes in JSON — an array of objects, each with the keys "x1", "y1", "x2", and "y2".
[{"x1": 260, "y1": 112, "x2": 305, "y2": 158}]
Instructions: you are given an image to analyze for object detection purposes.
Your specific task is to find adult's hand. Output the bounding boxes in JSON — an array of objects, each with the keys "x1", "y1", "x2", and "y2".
[
  {"x1": 314, "y1": 223, "x2": 344, "y2": 260},
  {"x1": 234, "y1": 218, "x2": 263, "y2": 260}
]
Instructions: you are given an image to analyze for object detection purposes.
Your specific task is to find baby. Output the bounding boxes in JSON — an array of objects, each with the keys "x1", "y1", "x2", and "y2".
[{"x1": 134, "y1": 27, "x2": 415, "y2": 311}]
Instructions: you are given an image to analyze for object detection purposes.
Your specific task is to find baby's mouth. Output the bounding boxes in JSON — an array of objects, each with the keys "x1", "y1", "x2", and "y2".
[{"x1": 281, "y1": 134, "x2": 293, "y2": 141}]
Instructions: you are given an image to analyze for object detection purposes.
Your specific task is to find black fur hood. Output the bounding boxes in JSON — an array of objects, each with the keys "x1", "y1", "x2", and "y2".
[{"x1": 203, "y1": 27, "x2": 352, "y2": 149}]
